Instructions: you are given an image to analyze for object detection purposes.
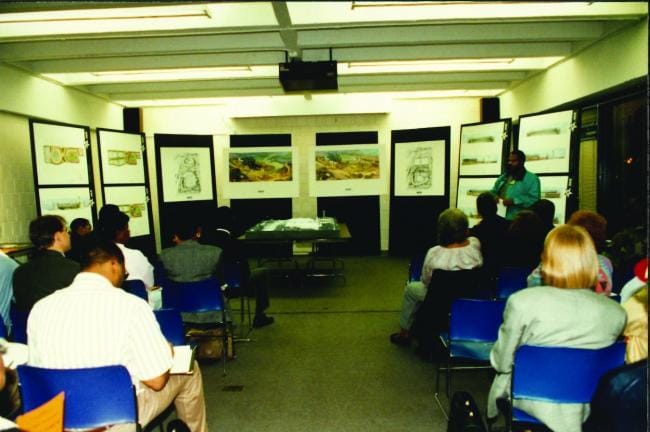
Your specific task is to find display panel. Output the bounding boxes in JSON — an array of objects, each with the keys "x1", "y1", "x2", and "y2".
[
  {"x1": 394, "y1": 140, "x2": 445, "y2": 196},
  {"x1": 539, "y1": 175, "x2": 570, "y2": 224},
  {"x1": 309, "y1": 144, "x2": 385, "y2": 197},
  {"x1": 104, "y1": 185, "x2": 150, "y2": 237},
  {"x1": 518, "y1": 110, "x2": 574, "y2": 174},
  {"x1": 32, "y1": 122, "x2": 89, "y2": 185},
  {"x1": 224, "y1": 146, "x2": 299, "y2": 199},
  {"x1": 98, "y1": 130, "x2": 145, "y2": 184},
  {"x1": 456, "y1": 177, "x2": 499, "y2": 227},
  {"x1": 38, "y1": 187, "x2": 93, "y2": 224},
  {"x1": 159, "y1": 147, "x2": 214, "y2": 202},
  {"x1": 459, "y1": 121, "x2": 508, "y2": 176}
]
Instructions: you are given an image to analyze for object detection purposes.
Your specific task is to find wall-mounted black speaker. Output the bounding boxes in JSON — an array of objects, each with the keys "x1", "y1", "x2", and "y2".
[
  {"x1": 480, "y1": 97, "x2": 500, "y2": 122},
  {"x1": 123, "y1": 108, "x2": 141, "y2": 132},
  {"x1": 279, "y1": 60, "x2": 338, "y2": 92}
]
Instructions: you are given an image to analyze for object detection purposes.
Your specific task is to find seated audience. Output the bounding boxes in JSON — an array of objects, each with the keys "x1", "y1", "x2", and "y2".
[
  {"x1": 620, "y1": 257, "x2": 647, "y2": 303},
  {"x1": 66, "y1": 217, "x2": 93, "y2": 264},
  {"x1": 27, "y1": 239, "x2": 207, "y2": 431},
  {"x1": 530, "y1": 198, "x2": 555, "y2": 239},
  {"x1": 200, "y1": 206, "x2": 274, "y2": 328},
  {"x1": 502, "y1": 210, "x2": 545, "y2": 269},
  {"x1": 621, "y1": 285, "x2": 647, "y2": 363},
  {"x1": 390, "y1": 208, "x2": 482, "y2": 346},
  {"x1": 487, "y1": 225, "x2": 626, "y2": 432},
  {"x1": 0, "y1": 252, "x2": 18, "y2": 333},
  {"x1": 102, "y1": 210, "x2": 155, "y2": 289},
  {"x1": 527, "y1": 210, "x2": 613, "y2": 294},
  {"x1": 12, "y1": 215, "x2": 80, "y2": 312},
  {"x1": 469, "y1": 192, "x2": 510, "y2": 280}
]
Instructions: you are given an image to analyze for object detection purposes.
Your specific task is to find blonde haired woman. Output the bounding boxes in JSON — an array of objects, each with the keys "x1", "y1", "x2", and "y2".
[{"x1": 487, "y1": 225, "x2": 626, "y2": 432}]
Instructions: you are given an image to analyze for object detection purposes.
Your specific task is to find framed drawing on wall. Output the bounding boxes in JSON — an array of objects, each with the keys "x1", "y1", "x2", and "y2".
[
  {"x1": 224, "y1": 146, "x2": 299, "y2": 199},
  {"x1": 38, "y1": 187, "x2": 93, "y2": 224},
  {"x1": 518, "y1": 110, "x2": 575, "y2": 174},
  {"x1": 98, "y1": 129, "x2": 145, "y2": 185},
  {"x1": 393, "y1": 140, "x2": 445, "y2": 196},
  {"x1": 159, "y1": 146, "x2": 214, "y2": 202},
  {"x1": 456, "y1": 177, "x2": 499, "y2": 227},
  {"x1": 539, "y1": 175, "x2": 571, "y2": 224},
  {"x1": 103, "y1": 185, "x2": 151, "y2": 237},
  {"x1": 459, "y1": 120, "x2": 509, "y2": 176},
  {"x1": 309, "y1": 144, "x2": 385, "y2": 197},
  {"x1": 30, "y1": 121, "x2": 90, "y2": 186}
]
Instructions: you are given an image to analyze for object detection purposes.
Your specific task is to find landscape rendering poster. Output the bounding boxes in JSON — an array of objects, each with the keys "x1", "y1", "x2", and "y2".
[
  {"x1": 159, "y1": 147, "x2": 214, "y2": 202},
  {"x1": 456, "y1": 177, "x2": 499, "y2": 227},
  {"x1": 224, "y1": 146, "x2": 299, "y2": 199},
  {"x1": 98, "y1": 130, "x2": 145, "y2": 184},
  {"x1": 518, "y1": 110, "x2": 574, "y2": 174},
  {"x1": 33, "y1": 122, "x2": 89, "y2": 185},
  {"x1": 539, "y1": 175, "x2": 570, "y2": 224},
  {"x1": 104, "y1": 185, "x2": 150, "y2": 237},
  {"x1": 38, "y1": 187, "x2": 93, "y2": 224},
  {"x1": 309, "y1": 144, "x2": 385, "y2": 197},
  {"x1": 394, "y1": 140, "x2": 445, "y2": 196},
  {"x1": 459, "y1": 121, "x2": 507, "y2": 176}
]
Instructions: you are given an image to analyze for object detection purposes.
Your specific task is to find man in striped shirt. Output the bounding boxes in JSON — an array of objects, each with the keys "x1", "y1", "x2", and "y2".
[{"x1": 27, "y1": 239, "x2": 207, "y2": 431}]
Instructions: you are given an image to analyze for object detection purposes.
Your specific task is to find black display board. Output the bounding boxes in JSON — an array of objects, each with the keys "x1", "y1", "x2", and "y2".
[
  {"x1": 154, "y1": 134, "x2": 215, "y2": 249},
  {"x1": 229, "y1": 134, "x2": 293, "y2": 257},
  {"x1": 390, "y1": 126, "x2": 451, "y2": 257},
  {"x1": 314, "y1": 131, "x2": 381, "y2": 255}
]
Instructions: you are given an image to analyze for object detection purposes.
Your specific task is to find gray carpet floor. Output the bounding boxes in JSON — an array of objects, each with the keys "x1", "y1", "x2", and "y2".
[{"x1": 195, "y1": 256, "x2": 494, "y2": 432}]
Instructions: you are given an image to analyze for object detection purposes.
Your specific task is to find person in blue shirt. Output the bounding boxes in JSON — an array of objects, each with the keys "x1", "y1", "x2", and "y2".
[{"x1": 491, "y1": 150, "x2": 540, "y2": 220}]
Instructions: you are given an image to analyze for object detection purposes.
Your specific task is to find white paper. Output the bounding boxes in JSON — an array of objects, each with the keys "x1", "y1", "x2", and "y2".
[
  {"x1": 459, "y1": 121, "x2": 507, "y2": 176},
  {"x1": 104, "y1": 186, "x2": 150, "y2": 237},
  {"x1": 39, "y1": 187, "x2": 93, "y2": 224},
  {"x1": 455, "y1": 177, "x2": 499, "y2": 227},
  {"x1": 394, "y1": 140, "x2": 446, "y2": 196},
  {"x1": 33, "y1": 122, "x2": 89, "y2": 185},
  {"x1": 170, "y1": 345, "x2": 194, "y2": 374},
  {"x1": 496, "y1": 200, "x2": 507, "y2": 218},
  {"x1": 539, "y1": 175, "x2": 570, "y2": 224},
  {"x1": 99, "y1": 130, "x2": 145, "y2": 185},
  {"x1": 518, "y1": 110, "x2": 574, "y2": 174},
  {"x1": 160, "y1": 147, "x2": 214, "y2": 202}
]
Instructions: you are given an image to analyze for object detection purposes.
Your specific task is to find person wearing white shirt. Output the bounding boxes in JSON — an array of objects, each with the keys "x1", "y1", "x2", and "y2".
[{"x1": 27, "y1": 239, "x2": 207, "y2": 431}]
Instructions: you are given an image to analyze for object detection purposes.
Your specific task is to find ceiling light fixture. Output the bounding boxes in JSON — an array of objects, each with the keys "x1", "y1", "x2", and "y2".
[{"x1": 340, "y1": 57, "x2": 562, "y2": 74}]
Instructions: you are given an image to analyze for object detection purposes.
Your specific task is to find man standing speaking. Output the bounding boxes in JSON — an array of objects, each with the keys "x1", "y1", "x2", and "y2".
[{"x1": 491, "y1": 150, "x2": 541, "y2": 220}]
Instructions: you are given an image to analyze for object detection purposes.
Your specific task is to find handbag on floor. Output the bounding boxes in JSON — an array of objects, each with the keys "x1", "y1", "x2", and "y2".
[
  {"x1": 447, "y1": 391, "x2": 487, "y2": 432},
  {"x1": 185, "y1": 327, "x2": 235, "y2": 360}
]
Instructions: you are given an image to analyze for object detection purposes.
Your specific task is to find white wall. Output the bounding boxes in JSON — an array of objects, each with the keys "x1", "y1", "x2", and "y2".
[
  {"x1": 0, "y1": 64, "x2": 123, "y2": 243},
  {"x1": 142, "y1": 95, "x2": 482, "y2": 251},
  {"x1": 500, "y1": 19, "x2": 648, "y2": 119}
]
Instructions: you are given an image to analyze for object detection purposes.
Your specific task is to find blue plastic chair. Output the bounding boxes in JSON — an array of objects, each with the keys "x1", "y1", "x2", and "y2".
[
  {"x1": 153, "y1": 308, "x2": 186, "y2": 346},
  {"x1": 162, "y1": 278, "x2": 229, "y2": 373},
  {"x1": 17, "y1": 364, "x2": 137, "y2": 429},
  {"x1": 123, "y1": 279, "x2": 148, "y2": 301},
  {"x1": 510, "y1": 342, "x2": 626, "y2": 428},
  {"x1": 9, "y1": 307, "x2": 28, "y2": 344},
  {"x1": 0, "y1": 313, "x2": 6, "y2": 339},
  {"x1": 436, "y1": 298, "x2": 506, "y2": 410},
  {"x1": 495, "y1": 266, "x2": 531, "y2": 299},
  {"x1": 408, "y1": 254, "x2": 425, "y2": 283}
]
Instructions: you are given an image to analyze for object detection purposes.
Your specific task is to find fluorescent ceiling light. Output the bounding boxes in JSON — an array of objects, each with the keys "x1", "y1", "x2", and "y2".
[
  {"x1": 339, "y1": 57, "x2": 564, "y2": 74},
  {"x1": 43, "y1": 66, "x2": 278, "y2": 85},
  {"x1": 289, "y1": 2, "x2": 648, "y2": 25},
  {"x1": 0, "y1": 3, "x2": 277, "y2": 38}
]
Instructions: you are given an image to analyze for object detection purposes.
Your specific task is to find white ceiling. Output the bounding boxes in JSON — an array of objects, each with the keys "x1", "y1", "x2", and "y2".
[{"x1": 0, "y1": 1, "x2": 646, "y2": 107}]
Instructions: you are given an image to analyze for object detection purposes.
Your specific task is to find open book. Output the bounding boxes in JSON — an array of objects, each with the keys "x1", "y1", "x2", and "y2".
[{"x1": 170, "y1": 345, "x2": 196, "y2": 375}]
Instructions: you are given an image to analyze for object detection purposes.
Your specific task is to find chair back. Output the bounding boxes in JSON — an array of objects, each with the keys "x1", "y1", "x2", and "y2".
[
  {"x1": 408, "y1": 254, "x2": 425, "y2": 283},
  {"x1": 17, "y1": 364, "x2": 137, "y2": 429},
  {"x1": 123, "y1": 279, "x2": 148, "y2": 301},
  {"x1": 512, "y1": 342, "x2": 626, "y2": 404},
  {"x1": 449, "y1": 298, "x2": 506, "y2": 342},
  {"x1": 0, "y1": 313, "x2": 6, "y2": 339},
  {"x1": 223, "y1": 261, "x2": 243, "y2": 290},
  {"x1": 496, "y1": 266, "x2": 530, "y2": 299},
  {"x1": 162, "y1": 278, "x2": 225, "y2": 313},
  {"x1": 154, "y1": 308, "x2": 186, "y2": 345},
  {"x1": 10, "y1": 307, "x2": 28, "y2": 344}
]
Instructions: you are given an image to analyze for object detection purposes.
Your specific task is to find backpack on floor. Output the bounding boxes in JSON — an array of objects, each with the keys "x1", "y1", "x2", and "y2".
[{"x1": 447, "y1": 391, "x2": 487, "y2": 432}]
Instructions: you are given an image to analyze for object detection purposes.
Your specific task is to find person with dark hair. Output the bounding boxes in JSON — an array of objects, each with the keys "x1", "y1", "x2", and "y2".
[
  {"x1": 27, "y1": 237, "x2": 208, "y2": 431},
  {"x1": 95, "y1": 204, "x2": 121, "y2": 240},
  {"x1": 102, "y1": 209, "x2": 155, "y2": 288},
  {"x1": 530, "y1": 198, "x2": 555, "y2": 238},
  {"x1": 390, "y1": 208, "x2": 482, "y2": 346},
  {"x1": 200, "y1": 206, "x2": 274, "y2": 328},
  {"x1": 491, "y1": 150, "x2": 540, "y2": 220},
  {"x1": 502, "y1": 210, "x2": 546, "y2": 269},
  {"x1": 66, "y1": 217, "x2": 93, "y2": 264},
  {"x1": 12, "y1": 215, "x2": 80, "y2": 312},
  {"x1": 469, "y1": 192, "x2": 510, "y2": 279}
]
